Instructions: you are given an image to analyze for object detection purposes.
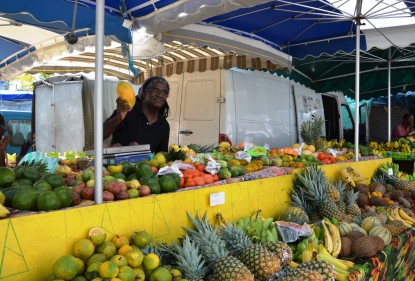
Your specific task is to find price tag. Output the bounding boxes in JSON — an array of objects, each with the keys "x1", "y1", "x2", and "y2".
[
  {"x1": 210, "y1": 192, "x2": 225, "y2": 206},
  {"x1": 388, "y1": 168, "x2": 394, "y2": 176}
]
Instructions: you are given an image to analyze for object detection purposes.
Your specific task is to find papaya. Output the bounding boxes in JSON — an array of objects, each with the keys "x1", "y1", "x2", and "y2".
[
  {"x1": 139, "y1": 177, "x2": 160, "y2": 194},
  {"x1": 158, "y1": 175, "x2": 177, "y2": 193},
  {"x1": 43, "y1": 173, "x2": 64, "y2": 189},
  {"x1": 14, "y1": 178, "x2": 33, "y2": 186},
  {"x1": 33, "y1": 180, "x2": 53, "y2": 192},
  {"x1": 2, "y1": 187, "x2": 21, "y2": 207},
  {"x1": 0, "y1": 167, "x2": 16, "y2": 187},
  {"x1": 164, "y1": 173, "x2": 180, "y2": 187},
  {"x1": 53, "y1": 186, "x2": 73, "y2": 208},
  {"x1": 117, "y1": 81, "x2": 136, "y2": 108},
  {"x1": 12, "y1": 189, "x2": 41, "y2": 211},
  {"x1": 120, "y1": 161, "x2": 134, "y2": 176},
  {"x1": 37, "y1": 191, "x2": 61, "y2": 211},
  {"x1": 135, "y1": 161, "x2": 153, "y2": 178},
  {"x1": 22, "y1": 166, "x2": 41, "y2": 182}
]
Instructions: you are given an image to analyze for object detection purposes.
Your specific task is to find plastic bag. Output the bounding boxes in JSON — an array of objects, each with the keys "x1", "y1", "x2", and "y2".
[
  {"x1": 18, "y1": 151, "x2": 59, "y2": 173},
  {"x1": 235, "y1": 151, "x2": 252, "y2": 163},
  {"x1": 157, "y1": 165, "x2": 183, "y2": 177},
  {"x1": 275, "y1": 221, "x2": 312, "y2": 243}
]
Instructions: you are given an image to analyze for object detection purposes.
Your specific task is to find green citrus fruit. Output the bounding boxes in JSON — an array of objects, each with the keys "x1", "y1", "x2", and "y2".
[
  {"x1": 131, "y1": 231, "x2": 151, "y2": 248},
  {"x1": 53, "y1": 255, "x2": 80, "y2": 280},
  {"x1": 149, "y1": 267, "x2": 173, "y2": 281},
  {"x1": 143, "y1": 253, "x2": 160, "y2": 271},
  {"x1": 73, "y1": 238, "x2": 95, "y2": 260},
  {"x1": 99, "y1": 261, "x2": 119, "y2": 278},
  {"x1": 88, "y1": 227, "x2": 107, "y2": 246}
]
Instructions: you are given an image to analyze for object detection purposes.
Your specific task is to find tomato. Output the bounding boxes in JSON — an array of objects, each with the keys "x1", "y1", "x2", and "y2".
[
  {"x1": 212, "y1": 174, "x2": 219, "y2": 182},
  {"x1": 196, "y1": 164, "x2": 206, "y2": 172},
  {"x1": 179, "y1": 177, "x2": 185, "y2": 188}
]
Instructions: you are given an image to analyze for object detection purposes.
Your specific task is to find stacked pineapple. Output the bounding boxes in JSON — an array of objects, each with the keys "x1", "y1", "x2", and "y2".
[{"x1": 300, "y1": 116, "x2": 326, "y2": 152}]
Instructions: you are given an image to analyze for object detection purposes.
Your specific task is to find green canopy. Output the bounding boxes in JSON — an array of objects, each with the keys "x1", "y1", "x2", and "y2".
[{"x1": 292, "y1": 45, "x2": 415, "y2": 99}]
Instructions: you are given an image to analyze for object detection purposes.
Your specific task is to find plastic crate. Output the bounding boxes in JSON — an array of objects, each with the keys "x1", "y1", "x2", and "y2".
[{"x1": 382, "y1": 151, "x2": 415, "y2": 160}]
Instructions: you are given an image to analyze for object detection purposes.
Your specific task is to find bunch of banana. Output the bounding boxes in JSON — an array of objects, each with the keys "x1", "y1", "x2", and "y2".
[
  {"x1": 320, "y1": 218, "x2": 342, "y2": 258},
  {"x1": 387, "y1": 207, "x2": 415, "y2": 228},
  {"x1": 377, "y1": 162, "x2": 400, "y2": 176},
  {"x1": 369, "y1": 141, "x2": 380, "y2": 150},
  {"x1": 217, "y1": 141, "x2": 231, "y2": 152},
  {"x1": 235, "y1": 214, "x2": 278, "y2": 244},
  {"x1": 316, "y1": 240, "x2": 354, "y2": 281},
  {"x1": 340, "y1": 168, "x2": 356, "y2": 187}
]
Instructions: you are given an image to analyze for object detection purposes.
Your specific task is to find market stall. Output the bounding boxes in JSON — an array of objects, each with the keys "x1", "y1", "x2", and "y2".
[{"x1": 0, "y1": 158, "x2": 390, "y2": 281}]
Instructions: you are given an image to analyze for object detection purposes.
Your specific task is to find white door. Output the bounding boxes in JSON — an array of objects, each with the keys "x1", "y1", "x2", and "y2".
[{"x1": 177, "y1": 71, "x2": 221, "y2": 146}]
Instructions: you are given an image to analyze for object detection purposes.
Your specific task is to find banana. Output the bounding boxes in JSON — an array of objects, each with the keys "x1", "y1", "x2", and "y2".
[
  {"x1": 386, "y1": 208, "x2": 395, "y2": 221},
  {"x1": 391, "y1": 208, "x2": 413, "y2": 228},
  {"x1": 348, "y1": 167, "x2": 367, "y2": 182},
  {"x1": 0, "y1": 203, "x2": 10, "y2": 219},
  {"x1": 334, "y1": 270, "x2": 350, "y2": 281},
  {"x1": 340, "y1": 168, "x2": 355, "y2": 187},
  {"x1": 321, "y1": 220, "x2": 334, "y2": 254},
  {"x1": 324, "y1": 219, "x2": 341, "y2": 258},
  {"x1": 398, "y1": 208, "x2": 415, "y2": 224},
  {"x1": 317, "y1": 253, "x2": 349, "y2": 271},
  {"x1": 271, "y1": 226, "x2": 279, "y2": 241},
  {"x1": 262, "y1": 217, "x2": 273, "y2": 230}
]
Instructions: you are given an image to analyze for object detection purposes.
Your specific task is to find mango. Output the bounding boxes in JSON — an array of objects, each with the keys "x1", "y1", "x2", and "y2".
[{"x1": 117, "y1": 81, "x2": 136, "y2": 108}]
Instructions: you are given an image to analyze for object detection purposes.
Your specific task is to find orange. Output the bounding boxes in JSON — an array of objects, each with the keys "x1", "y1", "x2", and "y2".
[
  {"x1": 124, "y1": 249, "x2": 144, "y2": 267},
  {"x1": 89, "y1": 227, "x2": 107, "y2": 246},
  {"x1": 118, "y1": 244, "x2": 133, "y2": 256},
  {"x1": 73, "y1": 238, "x2": 95, "y2": 260},
  {"x1": 53, "y1": 255, "x2": 80, "y2": 280},
  {"x1": 99, "y1": 261, "x2": 119, "y2": 278},
  {"x1": 143, "y1": 253, "x2": 160, "y2": 271}
]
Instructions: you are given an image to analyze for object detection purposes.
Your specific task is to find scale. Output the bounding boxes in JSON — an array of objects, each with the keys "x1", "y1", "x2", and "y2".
[{"x1": 85, "y1": 144, "x2": 152, "y2": 166}]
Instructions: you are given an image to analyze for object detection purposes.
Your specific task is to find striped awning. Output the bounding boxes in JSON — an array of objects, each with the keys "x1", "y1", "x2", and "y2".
[{"x1": 28, "y1": 40, "x2": 289, "y2": 84}]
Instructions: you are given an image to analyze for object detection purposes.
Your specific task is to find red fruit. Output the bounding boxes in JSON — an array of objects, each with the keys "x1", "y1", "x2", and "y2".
[
  {"x1": 139, "y1": 185, "x2": 151, "y2": 197},
  {"x1": 72, "y1": 183, "x2": 86, "y2": 195},
  {"x1": 103, "y1": 190, "x2": 114, "y2": 201},
  {"x1": 196, "y1": 164, "x2": 206, "y2": 172},
  {"x1": 212, "y1": 174, "x2": 219, "y2": 182},
  {"x1": 116, "y1": 191, "x2": 129, "y2": 200},
  {"x1": 179, "y1": 177, "x2": 185, "y2": 188},
  {"x1": 71, "y1": 192, "x2": 81, "y2": 206},
  {"x1": 151, "y1": 167, "x2": 158, "y2": 173},
  {"x1": 81, "y1": 187, "x2": 94, "y2": 200}
]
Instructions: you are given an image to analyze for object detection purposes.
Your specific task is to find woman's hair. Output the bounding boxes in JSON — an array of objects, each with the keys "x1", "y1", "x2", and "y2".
[
  {"x1": 403, "y1": 113, "x2": 413, "y2": 121},
  {"x1": 0, "y1": 114, "x2": 4, "y2": 126},
  {"x1": 138, "y1": 76, "x2": 170, "y2": 118}
]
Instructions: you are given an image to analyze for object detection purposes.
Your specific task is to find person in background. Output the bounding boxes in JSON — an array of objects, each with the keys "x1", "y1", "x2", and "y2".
[
  {"x1": 103, "y1": 76, "x2": 170, "y2": 153},
  {"x1": 0, "y1": 114, "x2": 32, "y2": 167},
  {"x1": 392, "y1": 113, "x2": 414, "y2": 139}
]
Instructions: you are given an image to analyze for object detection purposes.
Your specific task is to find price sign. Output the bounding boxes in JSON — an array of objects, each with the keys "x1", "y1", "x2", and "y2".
[
  {"x1": 210, "y1": 192, "x2": 225, "y2": 206},
  {"x1": 388, "y1": 168, "x2": 394, "y2": 176}
]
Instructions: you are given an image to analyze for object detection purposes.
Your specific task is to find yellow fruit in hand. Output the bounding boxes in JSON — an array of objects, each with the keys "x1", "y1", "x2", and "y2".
[{"x1": 117, "y1": 81, "x2": 136, "y2": 108}]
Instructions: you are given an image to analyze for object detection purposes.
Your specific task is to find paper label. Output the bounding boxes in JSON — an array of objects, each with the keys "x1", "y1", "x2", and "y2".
[
  {"x1": 210, "y1": 192, "x2": 225, "y2": 206},
  {"x1": 388, "y1": 168, "x2": 394, "y2": 176}
]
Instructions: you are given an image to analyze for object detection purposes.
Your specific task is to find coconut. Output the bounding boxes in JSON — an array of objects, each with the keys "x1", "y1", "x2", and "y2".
[
  {"x1": 351, "y1": 236, "x2": 378, "y2": 258},
  {"x1": 356, "y1": 183, "x2": 370, "y2": 194},
  {"x1": 357, "y1": 192, "x2": 370, "y2": 208},
  {"x1": 369, "y1": 182, "x2": 385, "y2": 193},
  {"x1": 346, "y1": 231, "x2": 367, "y2": 244},
  {"x1": 371, "y1": 236, "x2": 385, "y2": 252},
  {"x1": 339, "y1": 237, "x2": 353, "y2": 257},
  {"x1": 369, "y1": 196, "x2": 388, "y2": 207},
  {"x1": 391, "y1": 190, "x2": 404, "y2": 201}
]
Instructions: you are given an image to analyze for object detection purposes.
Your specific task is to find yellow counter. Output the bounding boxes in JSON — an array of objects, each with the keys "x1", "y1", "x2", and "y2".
[{"x1": 0, "y1": 158, "x2": 390, "y2": 280}]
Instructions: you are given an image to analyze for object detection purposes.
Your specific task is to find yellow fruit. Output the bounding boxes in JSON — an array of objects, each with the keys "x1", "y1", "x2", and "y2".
[
  {"x1": 149, "y1": 158, "x2": 160, "y2": 168},
  {"x1": 124, "y1": 249, "x2": 144, "y2": 268},
  {"x1": 118, "y1": 244, "x2": 133, "y2": 256},
  {"x1": 117, "y1": 81, "x2": 136, "y2": 108},
  {"x1": 108, "y1": 165, "x2": 123, "y2": 174},
  {"x1": 183, "y1": 158, "x2": 193, "y2": 164},
  {"x1": 99, "y1": 261, "x2": 119, "y2": 278},
  {"x1": 292, "y1": 143, "x2": 301, "y2": 149},
  {"x1": 170, "y1": 268, "x2": 182, "y2": 279},
  {"x1": 131, "y1": 231, "x2": 151, "y2": 248},
  {"x1": 133, "y1": 268, "x2": 146, "y2": 280},
  {"x1": 154, "y1": 153, "x2": 166, "y2": 165},
  {"x1": 89, "y1": 227, "x2": 107, "y2": 246},
  {"x1": 149, "y1": 267, "x2": 173, "y2": 281},
  {"x1": 143, "y1": 253, "x2": 160, "y2": 271},
  {"x1": 117, "y1": 265, "x2": 136, "y2": 281},
  {"x1": 307, "y1": 145, "x2": 316, "y2": 153},
  {"x1": 111, "y1": 234, "x2": 130, "y2": 249},
  {"x1": 53, "y1": 255, "x2": 80, "y2": 280},
  {"x1": 73, "y1": 238, "x2": 95, "y2": 260}
]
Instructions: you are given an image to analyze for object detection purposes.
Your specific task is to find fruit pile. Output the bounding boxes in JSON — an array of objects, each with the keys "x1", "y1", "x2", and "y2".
[{"x1": 47, "y1": 227, "x2": 185, "y2": 281}]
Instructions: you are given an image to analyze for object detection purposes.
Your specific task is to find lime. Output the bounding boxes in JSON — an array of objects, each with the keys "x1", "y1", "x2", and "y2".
[
  {"x1": 89, "y1": 227, "x2": 107, "y2": 245},
  {"x1": 131, "y1": 231, "x2": 151, "y2": 248},
  {"x1": 143, "y1": 253, "x2": 160, "y2": 271},
  {"x1": 149, "y1": 267, "x2": 173, "y2": 281}
]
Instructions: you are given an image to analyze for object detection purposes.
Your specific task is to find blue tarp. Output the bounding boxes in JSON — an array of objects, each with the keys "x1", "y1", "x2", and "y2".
[
  {"x1": 0, "y1": 90, "x2": 33, "y2": 101},
  {"x1": 370, "y1": 92, "x2": 415, "y2": 109}
]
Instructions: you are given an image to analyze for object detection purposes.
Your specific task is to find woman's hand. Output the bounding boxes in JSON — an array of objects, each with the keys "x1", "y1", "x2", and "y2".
[
  {"x1": 116, "y1": 97, "x2": 132, "y2": 121},
  {"x1": 0, "y1": 135, "x2": 10, "y2": 151}
]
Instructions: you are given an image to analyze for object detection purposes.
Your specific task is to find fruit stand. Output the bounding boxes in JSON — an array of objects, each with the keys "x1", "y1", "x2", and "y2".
[{"x1": 0, "y1": 157, "x2": 391, "y2": 281}]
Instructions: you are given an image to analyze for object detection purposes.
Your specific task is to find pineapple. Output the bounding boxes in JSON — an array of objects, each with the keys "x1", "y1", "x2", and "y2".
[
  {"x1": 220, "y1": 223, "x2": 281, "y2": 281},
  {"x1": 292, "y1": 166, "x2": 343, "y2": 221},
  {"x1": 325, "y1": 179, "x2": 340, "y2": 202},
  {"x1": 297, "y1": 257, "x2": 336, "y2": 281},
  {"x1": 162, "y1": 235, "x2": 207, "y2": 281},
  {"x1": 335, "y1": 179, "x2": 347, "y2": 216},
  {"x1": 264, "y1": 240, "x2": 293, "y2": 267},
  {"x1": 187, "y1": 143, "x2": 216, "y2": 153},
  {"x1": 385, "y1": 220, "x2": 407, "y2": 236},
  {"x1": 281, "y1": 268, "x2": 324, "y2": 281},
  {"x1": 183, "y1": 212, "x2": 254, "y2": 281},
  {"x1": 345, "y1": 189, "x2": 361, "y2": 216},
  {"x1": 300, "y1": 116, "x2": 325, "y2": 150},
  {"x1": 388, "y1": 177, "x2": 414, "y2": 190},
  {"x1": 165, "y1": 149, "x2": 186, "y2": 162}
]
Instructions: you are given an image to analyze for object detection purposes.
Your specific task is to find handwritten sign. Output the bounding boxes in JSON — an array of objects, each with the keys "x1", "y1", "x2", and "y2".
[{"x1": 210, "y1": 192, "x2": 225, "y2": 206}]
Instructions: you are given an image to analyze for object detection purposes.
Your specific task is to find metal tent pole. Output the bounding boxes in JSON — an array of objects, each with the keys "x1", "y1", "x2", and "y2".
[
  {"x1": 94, "y1": 0, "x2": 104, "y2": 204},
  {"x1": 354, "y1": 2, "x2": 362, "y2": 162},
  {"x1": 388, "y1": 47, "x2": 391, "y2": 141}
]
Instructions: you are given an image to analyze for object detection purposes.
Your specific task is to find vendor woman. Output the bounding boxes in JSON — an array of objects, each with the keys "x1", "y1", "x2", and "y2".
[{"x1": 103, "y1": 76, "x2": 170, "y2": 153}]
